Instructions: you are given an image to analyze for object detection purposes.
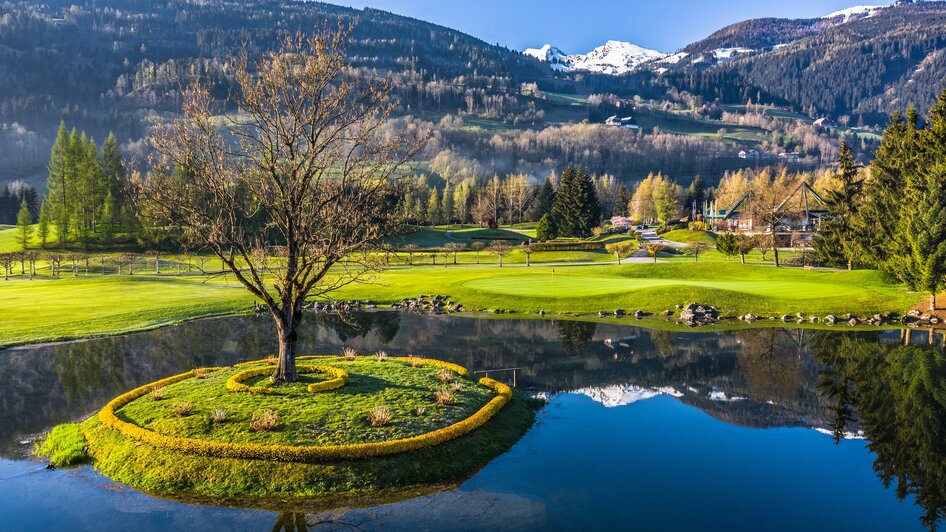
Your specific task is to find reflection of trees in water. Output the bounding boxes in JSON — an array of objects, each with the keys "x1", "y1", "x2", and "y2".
[
  {"x1": 818, "y1": 339, "x2": 946, "y2": 531},
  {"x1": 312, "y1": 312, "x2": 400, "y2": 344},
  {"x1": 735, "y1": 329, "x2": 808, "y2": 402},
  {"x1": 555, "y1": 321, "x2": 596, "y2": 354}
]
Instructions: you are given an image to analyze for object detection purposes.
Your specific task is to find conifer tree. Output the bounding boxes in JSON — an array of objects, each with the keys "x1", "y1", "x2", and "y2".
[
  {"x1": 813, "y1": 142, "x2": 863, "y2": 269},
  {"x1": 536, "y1": 213, "x2": 557, "y2": 241},
  {"x1": 37, "y1": 201, "x2": 50, "y2": 248},
  {"x1": 525, "y1": 177, "x2": 555, "y2": 221},
  {"x1": 16, "y1": 198, "x2": 32, "y2": 250},
  {"x1": 426, "y1": 187, "x2": 441, "y2": 225},
  {"x1": 552, "y1": 166, "x2": 600, "y2": 238},
  {"x1": 614, "y1": 183, "x2": 629, "y2": 218}
]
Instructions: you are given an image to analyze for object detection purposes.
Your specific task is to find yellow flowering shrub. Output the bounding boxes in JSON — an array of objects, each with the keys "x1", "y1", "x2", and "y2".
[
  {"x1": 225, "y1": 364, "x2": 349, "y2": 394},
  {"x1": 98, "y1": 358, "x2": 510, "y2": 463}
]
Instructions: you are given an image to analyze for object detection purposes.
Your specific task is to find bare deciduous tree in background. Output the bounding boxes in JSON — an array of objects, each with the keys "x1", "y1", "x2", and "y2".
[{"x1": 145, "y1": 30, "x2": 422, "y2": 382}]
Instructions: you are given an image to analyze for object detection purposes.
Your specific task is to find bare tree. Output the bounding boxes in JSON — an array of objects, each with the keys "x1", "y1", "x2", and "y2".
[
  {"x1": 489, "y1": 240, "x2": 512, "y2": 267},
  {"x1": 685, "y1": 241, "x2": 710, "y2": 262},
  {"x1": 521, "y1": 243, "x2": 534, "y2": 266},
  {"x1": 403, "y1": 244, "x2": 418, "y2": 266},
  {"x1": 144, "y1": 30, "x2": 420, "y2": 382},
  {"x1": 746, "y1": 170, "x2": 797, "y2": 268},
  {"x1": 445, "y1": 242, "x2": 466, "y2": 265},
  {"x1": 471, "y1": 241, "x2": 486, "y2": 264},
  {"x1": 735, "y1": 234, "x2": 756, "y2": 264},
  {"x1": 503, "y1": 174, "x2": 532, "y2": 224}
]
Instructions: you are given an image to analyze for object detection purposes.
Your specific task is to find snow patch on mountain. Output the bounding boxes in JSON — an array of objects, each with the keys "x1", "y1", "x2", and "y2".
[
  {"x1": 712, "y1": 47, "x2": 755, "y2": 62},
  {"x1": 573, "y1": 384, "x2": 682, "y2": 408},
  {"x1": 523, "y1": 44, "x2": 569, "y2": 72},
  {"x1": 823, "y1": 5, "x2": 886, "y2": 22},
  {"x1": 523, "y1": 40, "x2": 666, "y2": 75}
]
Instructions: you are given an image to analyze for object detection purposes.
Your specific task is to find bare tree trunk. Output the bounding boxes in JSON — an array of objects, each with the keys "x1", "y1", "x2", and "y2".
[
  {"x1": 740, "y1": 253, "x2": 746, "y2": 264},
  {"x1": 273, "y1": 305, "x2": 301, "y2": 382},
  {"x1": 931, "y1": 293, "x2": 937, "y2": 313},
  {"x1": 773, "y1": 244, "x2": 780, "y2": 268}
]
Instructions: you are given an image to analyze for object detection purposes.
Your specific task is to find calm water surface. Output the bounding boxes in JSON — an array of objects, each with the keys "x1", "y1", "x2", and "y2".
[{"x1": 0, "y1": 313, "x2": 940, "y2": 531}]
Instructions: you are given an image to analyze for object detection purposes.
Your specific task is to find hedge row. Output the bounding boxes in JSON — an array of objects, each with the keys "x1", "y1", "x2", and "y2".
[
  {"x1": 225, "y1": 364, "x2": 349, "y2": 394},
  {"x1": 530, "y1": 241, "x2": 605, "y2": 251},
  {"x1": 98, "y1": 364, "x2": 510, "y2": 463},
  {"x1": 236, "y1": 355, "x2": 471, "y2": 379}
]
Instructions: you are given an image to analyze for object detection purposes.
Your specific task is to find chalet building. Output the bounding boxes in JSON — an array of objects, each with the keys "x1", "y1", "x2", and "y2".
[
  {"x1": 605, "y1": 115, "x2": 640, "y2": 129},
  {"x1": 703, "y1": 181, "x2": 827, "y2": 245}
]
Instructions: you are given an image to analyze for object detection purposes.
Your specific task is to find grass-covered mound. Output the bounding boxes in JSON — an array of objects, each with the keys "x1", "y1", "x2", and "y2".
[
  {"x1": 37, "y1": 355, "x2": 538, "y2": 503},
  {"x1": 660, "y1": 229, "x2": 717, "y2": 244}
]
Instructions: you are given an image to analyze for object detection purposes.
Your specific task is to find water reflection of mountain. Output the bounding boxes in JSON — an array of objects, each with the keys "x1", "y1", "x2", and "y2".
[{"x1": 0, "y1": 313, "x2": 901, "y2": 456}]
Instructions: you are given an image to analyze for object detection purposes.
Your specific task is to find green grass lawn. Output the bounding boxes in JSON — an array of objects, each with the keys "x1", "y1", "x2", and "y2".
[
  {"x1": 0, "y1": 261, "x2": 923, "y2": 348},
  {"x1": 660, "y1": 229, "x2": 717, "y2": 244},
  {"x1": 0, "y1": 275, "x2": 251, "y2": 347},
  {"x1": 335, "y1": 262, "x2": 920, "y2": 317}
]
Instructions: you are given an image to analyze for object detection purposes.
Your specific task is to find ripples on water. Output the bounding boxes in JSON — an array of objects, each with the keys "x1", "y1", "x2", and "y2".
[{"x1": 0, "y1": 313, "x2": 942, "y2": 531}]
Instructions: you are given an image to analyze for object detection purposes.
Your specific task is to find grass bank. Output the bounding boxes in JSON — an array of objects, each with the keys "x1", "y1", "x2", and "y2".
[{"x1": 0, "y1": 262, "x2": 923, "y2": 348}]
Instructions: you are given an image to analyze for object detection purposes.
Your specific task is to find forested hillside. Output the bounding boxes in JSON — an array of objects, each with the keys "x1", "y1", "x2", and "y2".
[{"x1": 660, "y1": 2, "x2": 946, "y2": 125}]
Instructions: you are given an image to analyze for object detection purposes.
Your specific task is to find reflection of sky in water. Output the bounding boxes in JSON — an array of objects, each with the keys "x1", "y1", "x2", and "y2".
[{"x1": 0, "y1": 314, "x2": 932, "y2": 530}]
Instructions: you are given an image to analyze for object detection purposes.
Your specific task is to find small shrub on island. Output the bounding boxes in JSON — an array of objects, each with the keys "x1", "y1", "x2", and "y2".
[
  {"x1": 437, "y1": 368, "x2": 454, "y2": 383},
  {"x1": 367, "y1": 405, "x2": 393, "y2": 427},
  {"x1": 250, "y1": 409, "x2": 279, "y2": 432},
  {"x1": 150, "y1": 387, "x2": 165, "y2": 401},
  {"x1": 374, "y1": 351, "x2": 388, "y2": 362},
  {"x1": 210, "y1": 408, "x2": 227, "y2": 424},
  {"x1": 194, "y1": 368, "x2": 210, "y2": 380},
  {"x1": 170, "y1": 400, "x2": 194, "y2": 417},
  {"x1": 435, "y1": 388, "x2": 455, "y2": 405},
  {"x1": 414, "y1": 407, "x2": 427, "y2": 417},
  {"x1": 342, "y1": 347, "x2": 357, "y2": 361}
]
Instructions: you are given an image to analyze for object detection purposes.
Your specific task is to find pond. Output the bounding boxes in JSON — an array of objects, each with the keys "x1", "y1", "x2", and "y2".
[{"x1": 0, "y1": 313, "x2": 942, "y2": 531}]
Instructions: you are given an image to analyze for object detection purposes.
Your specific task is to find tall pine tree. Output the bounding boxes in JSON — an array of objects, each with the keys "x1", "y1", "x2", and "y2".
[
  {"x1": 552, "y1": 166, "x2": 600, "y2": 238},
  {"x1": 813, "y1": 142, "x2": 863, "y2": 269}
]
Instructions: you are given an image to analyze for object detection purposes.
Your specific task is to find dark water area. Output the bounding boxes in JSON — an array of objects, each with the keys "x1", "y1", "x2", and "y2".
[{"x1": 0, "y1": 313, "x2": 942, "y2": 531}]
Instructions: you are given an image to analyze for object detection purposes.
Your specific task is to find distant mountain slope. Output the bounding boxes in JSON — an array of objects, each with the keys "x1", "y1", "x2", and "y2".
[{"x1": 660, "y1": 1, "x2": 946, "y2": 122}]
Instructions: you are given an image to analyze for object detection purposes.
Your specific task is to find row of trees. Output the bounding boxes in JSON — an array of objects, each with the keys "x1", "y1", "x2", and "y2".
[
  {"x1": 46, "y1": 122, "x2": 132, "y2": 245},
  {"x1": 396, "y1": 170, "x2": 620, "y2": 229},
  {"x1": 814, "y1": 93, "x2": 946, "y2": 310}
]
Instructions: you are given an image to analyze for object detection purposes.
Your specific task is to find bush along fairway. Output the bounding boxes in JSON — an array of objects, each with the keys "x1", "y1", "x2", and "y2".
[{"x1": 36, "y1": 353, "x2": 539, "y2": 505}]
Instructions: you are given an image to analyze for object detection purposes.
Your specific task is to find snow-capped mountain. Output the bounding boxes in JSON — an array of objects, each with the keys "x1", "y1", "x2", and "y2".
[
  {"x1": 822, "y1": 5, "x2": 886, "y2": 22},
  {"x1": 522, "y1": 44, "x2": 571, "y2": 72},
  {"x1": 523, "y1": 40, "x2": 666, "y2": 75},
  {"x1": 572, "y1": 384, "x2": 682, "y2": 408}
]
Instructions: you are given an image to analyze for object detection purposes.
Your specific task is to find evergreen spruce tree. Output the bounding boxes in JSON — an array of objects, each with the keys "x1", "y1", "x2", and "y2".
[
  {"x1": 101, "y1": 132, "x2": 126, "y2": 230},
  {"x1": 536, "y1": 213, "x2": 557, "y2": 241},
  {"x1": 813, "y1": 142, "x2": 863, "y2": 269},
  {"x1": 525, "y1": 177, "x2": 555, "y2": 221},
  {"x1": 687, "y1": 175, "x2": 705, "y2": 217},
  {"x1": 901, "y1": 163, "x2": 946, "y2": 311},
  {"x1": 552, "y1": 166, "x2": 600, "y2": 238},
  {"x1": 614, "y1": 183, "x2": 629, "y2": 218},
  {"x1": 0, "y1": 185, "x2": 13, "y2": 224},
  {"x1": 851, "y1": 112, "x2": 915, "y2": 271},
  {"x1": 16, "y1": 198, "x2": 32, "y2": 250}
]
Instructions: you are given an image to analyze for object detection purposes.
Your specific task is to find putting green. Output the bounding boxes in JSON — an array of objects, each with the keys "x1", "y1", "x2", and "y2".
[{"x1": 463, "y1": 274, "x2": 867, "y2": 300}]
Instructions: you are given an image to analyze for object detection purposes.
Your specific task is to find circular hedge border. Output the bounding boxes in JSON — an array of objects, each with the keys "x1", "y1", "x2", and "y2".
[
  {"x1": 98, "y1": 356, "x2": 510, "y2": 463},
  {"x1": 225, "y1": 364, "x2": 349, "y2": 394}
]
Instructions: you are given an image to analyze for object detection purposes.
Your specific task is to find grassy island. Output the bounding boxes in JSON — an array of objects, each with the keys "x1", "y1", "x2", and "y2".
[{"x1": 37, "y1": 354, "x2": 538, "y2": 503}]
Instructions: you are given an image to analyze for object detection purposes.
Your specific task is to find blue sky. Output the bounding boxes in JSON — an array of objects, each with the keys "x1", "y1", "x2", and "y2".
[{"x1": 331, "y1": 0, "x2": 894, "y2": 52}]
